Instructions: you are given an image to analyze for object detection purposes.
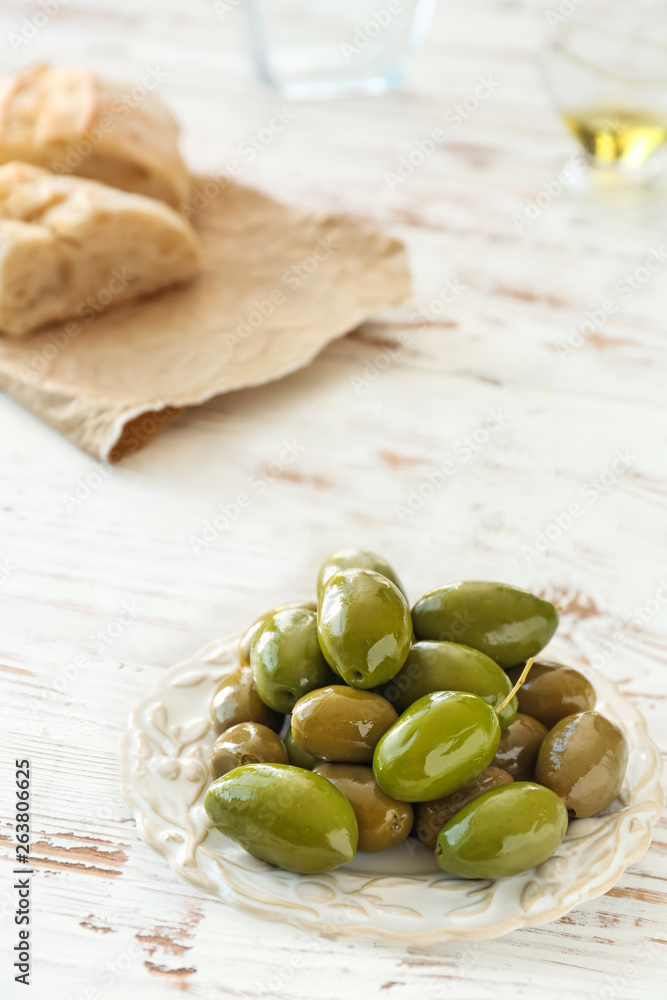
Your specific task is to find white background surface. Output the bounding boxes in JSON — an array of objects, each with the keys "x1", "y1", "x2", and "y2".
[{"x1": 1, "y1": 1, "x2": 666, "y2": 997}]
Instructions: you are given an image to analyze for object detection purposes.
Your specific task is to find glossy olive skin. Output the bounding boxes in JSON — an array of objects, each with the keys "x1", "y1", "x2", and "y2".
[
  {"x1": 416, "y1": 766, "x2": 513, "y2": 849},
  {"x1": 411, "y1": 581, "x2": 559, "y2": 669},
  {"x1": 314, "y1": 763, "x2": 413, "y2": 852},
  {"x1": 317, "y1": 547, "x2": 406, "y2": 599},
  {"x1": 251, "y1": 608, "x2": 335, "y2": 713},
  {"x1": 379, "y1": 641, "x2": 517, "y2": 728},
  {"x1": 492, "y1": 712, "x2": 548, "y2": 781},
  {"x1": 210, "y1": 667, "x2": 283, "y2": 735},
  {"x1": 284, "y1": 728, "x2": 324, "y2": 770},
  {"x1": 536, "y1": 711, "x2": 629, "y2": 818},
  {"x1": 318, "y1": 569, "x2": 412, "y2": 688},
  {"x1": 205, "y1": 763, "x2": 358, "y2": 873},
  {"x1": 436, "y1": 781, "x2": 568, "y2": 878},
  {"x1": 506, "y1": 660, "x2": 596, "y2": 730},
  {"x1": 238, "y1": 601, "x2": 317, "y2": 666},
  {"x1": 373, "y1": 690, "x2": 502, "y2": 803},
  {"x1": 209, "y1": 722, "x2": 288, "y2": 778},
  {"x1": 292, "y1": 686, "x2": 398, "y2": 763}
]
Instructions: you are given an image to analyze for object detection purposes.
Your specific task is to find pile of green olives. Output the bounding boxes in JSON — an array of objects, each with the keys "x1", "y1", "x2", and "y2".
[{"x1": 204, "y1": 548, "x2": 629, "y2": 879}]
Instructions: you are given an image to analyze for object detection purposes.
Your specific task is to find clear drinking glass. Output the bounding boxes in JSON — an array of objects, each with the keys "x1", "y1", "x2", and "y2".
[
  {"x1": 541, "y1": 14, "x2": 667, "y2": 193},
  {"x1": 247, "y1": 0, "x2": 437, "y2": 100}
]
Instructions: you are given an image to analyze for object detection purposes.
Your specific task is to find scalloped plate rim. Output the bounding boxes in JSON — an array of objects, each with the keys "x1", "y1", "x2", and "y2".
[{"x1": 121, "y1": 632, "x2": 664, "y2": 945}]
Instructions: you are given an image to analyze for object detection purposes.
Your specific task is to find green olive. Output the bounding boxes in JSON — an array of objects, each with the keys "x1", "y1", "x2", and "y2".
[
  {"x1": 313, "y1": 763, "x2": 413, "y2": 852},
  {"x1": 210, "y1": 667, "x2": 283, "y2": 735},
  {"x1": 492, "y1": 712, "x2": 548, "y2": 781},
  {"x1": 284, "y1": 728, "x2": 324, "y2": 770},
  {"x1": 209, "y1": 722, "x2": 288, "y2": 778},
  {"x1": 435, "y1": 781, "x2": 568, "y2": 878},
  {"x1": 317, "y1": 547, "x2": 406, "y2": 598},
  {"x1": 318, "y1": 568, "x2": 412, "y2": 688},
  {"x1": 205, "y1": 763, "x2": 358, "y2": 873},
  {"x1": 250, "y1": 607, "x2": 335, "y2": 713},
  {"x1": 536, "y1": 711, "x2": 629, "y2": 818},
  {"x1": 291, "y1": 686, "x2": 398, "y2": 763},
  {"x1": 238, "y1": 601, "x2": 317, "y2": 667},
  {"x1": 373, "y1": 690, "x2": 502, "y2": 802},
  {"x1": 506, "y1": 660, "x2": 596, "y2": 730},
  {"x1": 378, "y1": 641, "x2": 517, "y2": 728},
  {"x1": 416, "y1": 765, "x2": 513, "y2": 849},
  {"x1": 411, "y1": 581, "x2": 559, "y2": 668}
]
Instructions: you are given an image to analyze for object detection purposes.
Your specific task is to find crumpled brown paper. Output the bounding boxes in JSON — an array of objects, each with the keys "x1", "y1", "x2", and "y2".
[{"x1": 0, "y1": 179, "x2": 410, "y2": 461}]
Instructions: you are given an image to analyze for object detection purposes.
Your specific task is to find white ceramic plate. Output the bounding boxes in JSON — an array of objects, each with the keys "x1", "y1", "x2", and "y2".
[{"x1": 121, "y1": 634, "x2": 663, "y2": 945}]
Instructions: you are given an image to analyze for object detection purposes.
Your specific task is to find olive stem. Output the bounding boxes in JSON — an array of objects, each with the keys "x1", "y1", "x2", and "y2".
[{"x1": 495, "y1": 657, "x2": 535, "y2": 714}]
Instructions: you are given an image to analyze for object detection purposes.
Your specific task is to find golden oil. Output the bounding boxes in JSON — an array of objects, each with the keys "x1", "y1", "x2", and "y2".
[{"x1": 562, "y1": 106, "x2": 667, "y2": 167}]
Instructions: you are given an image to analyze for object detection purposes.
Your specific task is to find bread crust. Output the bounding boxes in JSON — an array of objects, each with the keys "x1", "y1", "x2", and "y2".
[
  {"x1": 0, "y1": 162, "x2": 200, "y2": 336},
  {"x1": 0, "y1": 65, "x2": 190, "y2": 208}
]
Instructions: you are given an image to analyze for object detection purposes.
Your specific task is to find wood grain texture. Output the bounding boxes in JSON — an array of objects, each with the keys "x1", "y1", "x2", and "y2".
[{"x1": 0, "y1": 0, "x2": 666, "y2": 997}]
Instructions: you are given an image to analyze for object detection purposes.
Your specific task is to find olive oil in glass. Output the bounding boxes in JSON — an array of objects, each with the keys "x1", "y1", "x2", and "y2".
[
  {"x1": 541, "y1": 17, "x2": 667, "y2": 194},
  {"x1": 562, "y1": 106, "x2": 667, "y2": 168}
]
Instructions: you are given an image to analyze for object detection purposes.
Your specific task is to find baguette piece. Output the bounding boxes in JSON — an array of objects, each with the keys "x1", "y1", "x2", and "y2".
[
  {"x1": 0, "y1": 64, "x2": 190, "y2": 208},
  {"x1": 0, "y1": 162, "x2": 200, "y2": 337}
]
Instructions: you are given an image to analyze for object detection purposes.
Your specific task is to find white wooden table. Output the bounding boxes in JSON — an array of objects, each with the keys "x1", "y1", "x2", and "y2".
[{"x1": 1, "y1": 1, "x2": 666, "y2": 997}]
